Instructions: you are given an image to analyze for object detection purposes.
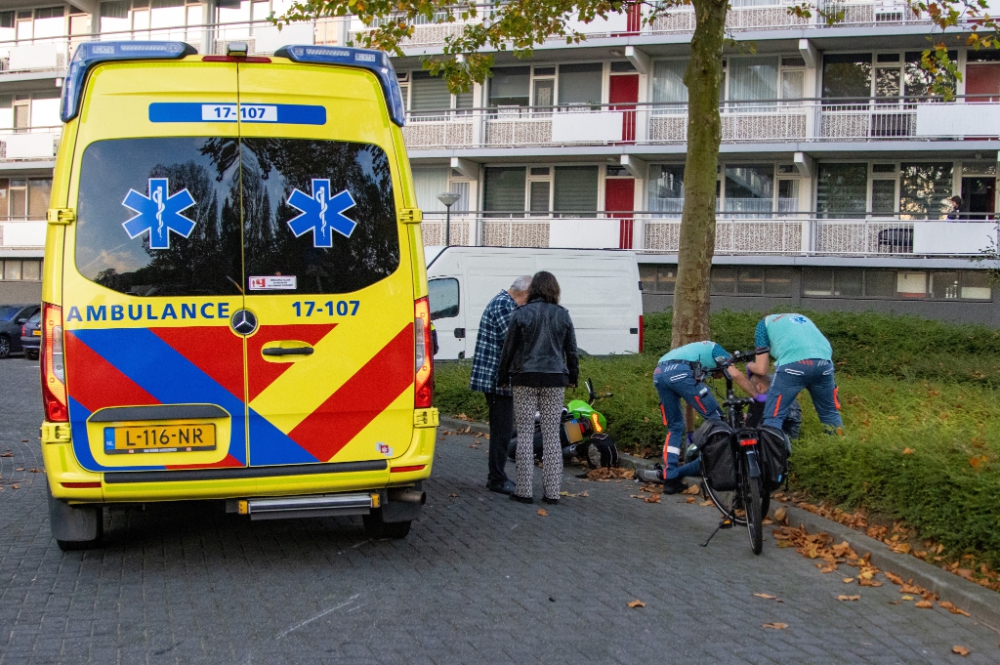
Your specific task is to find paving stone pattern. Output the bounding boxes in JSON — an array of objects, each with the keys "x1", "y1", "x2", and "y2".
[{"x1": 1, "y1": 359, "x2": 999, "y2": 664}]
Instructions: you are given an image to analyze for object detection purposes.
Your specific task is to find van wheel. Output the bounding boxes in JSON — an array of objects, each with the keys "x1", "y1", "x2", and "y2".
[
  {"x1": 362, "y1": 509, "x2": 411, "y2": 539},
  {"x1": 0, "y1": 335, "x2": 11, "y2": 359},
  {"x1": 48, "y1": 484, "x2": 104, "y2": 551}
]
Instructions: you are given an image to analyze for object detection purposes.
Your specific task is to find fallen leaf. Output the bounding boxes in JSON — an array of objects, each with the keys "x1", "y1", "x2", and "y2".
[
  {"x1": 842, "y1": 578, "x2": 856, "y2": 584},
  {"x1": 754, "y1": 593, "x2": 782, "y2": 602},
  {"x1": 900, "y1": 583, "x2": 923, "y2": 594},
  {"x1": 627, "y1": 600, "x2": 645, "y2": 609},
  {"x1": 14, "y1": 467, "x2": 24, "y2": 472},
  {"x1": 902, "y1": 448, "x2": 914, "y2": 455},
  {"x1": 685, "y1": 497, "x2": 696, "y2": 504},
  {"x1": 537, "y1": 509, "x2": 548, "y2": 517},
  {"x1": 682, "y1": 484, "x2": 700, "y2": 495},
  {"x1": 11, "y1": 484, "x2": 18, "y2": 490},
  {"x1": 643, "y1": 494, "x2": 661, "y2": 504},
  {"x1": 0, "y1": 452, "x2": 12, "y2": 458},
  {"x1": 774, "y1": 506, "x2": 787, "y2": 523},
  {"x1": 884, "y1": 571, "x2": 904, "y2": 585},
  {"x1": 448, "y1": 493, "x2": 458, "y2": 498},
  {"x1": 762, "y1": 623, "x2": 788, "y2": 630},
  {"x1": 902, "y1": 595, "x2": 915, "y2": 601},
  {"x1": 915, "y1": 600, "x2": 933, "y2": 609},
  {"x1": 700, "y1": 500, "x2": 715, "y2": 507},
  {"x1": 29, "y1": 468, "x2": 42, "y2": 473},
  {"x1": 837, "y1": 595, "x2": 861, "y2": 601},
  {"x1": 888, "y1": 601, "x2": 902, "y2": 605},
  {"x1": 939, "y1": 601, "x2": 971, "y2": 617},
  {"x1": 952, "y1": 646, "x2": 969, "y2": 656}
]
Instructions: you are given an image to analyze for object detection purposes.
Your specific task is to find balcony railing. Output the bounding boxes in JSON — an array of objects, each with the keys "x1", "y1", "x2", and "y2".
[
  {"x1": 0, "y1": 217, "x2": 46, "y2": 250},
  {"x1": 0, "y1": 126, "x2": 62, "y2": 162},
  {"x1": 420, "y1": 211, "x2": 999, "y2": 258},
  {"x1": 403, "y1": 96, "x2": 1000, "y2": 150}
]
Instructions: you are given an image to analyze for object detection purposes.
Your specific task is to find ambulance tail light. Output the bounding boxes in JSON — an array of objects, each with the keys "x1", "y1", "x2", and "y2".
[
  {"x1": 42, "y1": 303, "x2": 68, "y2": 422},
  {"x1": 414, "y1": 297, "x2": 433, "y2": 408}
]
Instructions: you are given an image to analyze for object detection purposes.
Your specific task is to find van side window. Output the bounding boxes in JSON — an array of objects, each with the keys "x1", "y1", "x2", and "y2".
[{"x1": 428, "y1": 278, "x2": 459, "y2": 320}]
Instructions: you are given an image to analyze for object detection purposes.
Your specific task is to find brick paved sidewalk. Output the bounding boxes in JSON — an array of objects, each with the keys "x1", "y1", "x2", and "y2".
[{"x1": 1, "y1": 359, "x2": 998, "y2": 664}]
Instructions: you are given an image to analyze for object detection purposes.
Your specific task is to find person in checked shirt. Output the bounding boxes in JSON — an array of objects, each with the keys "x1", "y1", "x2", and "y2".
[{"x1": 469, "y1": 275, "x2": 532, "y2": 494}]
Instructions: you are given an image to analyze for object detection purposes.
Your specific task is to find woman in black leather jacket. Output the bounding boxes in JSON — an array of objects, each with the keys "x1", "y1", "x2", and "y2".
[{"x1": 497, "y1": 271, "x2": 579, "y2": 505}]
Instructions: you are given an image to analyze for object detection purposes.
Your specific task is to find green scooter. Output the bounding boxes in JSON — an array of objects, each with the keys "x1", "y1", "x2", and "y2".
[{"x1": 508, "y1": 379, "x2": 619, "y2": 468}]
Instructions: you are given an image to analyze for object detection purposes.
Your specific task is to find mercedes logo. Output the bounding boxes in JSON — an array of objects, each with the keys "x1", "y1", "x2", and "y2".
[{"x1": 230, "y1": 309, "x2": 258, "y2": 336}]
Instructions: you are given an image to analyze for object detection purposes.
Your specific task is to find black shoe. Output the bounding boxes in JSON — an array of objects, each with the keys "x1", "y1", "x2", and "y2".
[
  {"x1": 542, "y1": 497, "x2": 559, "y2": 505},
  {"x1": 509, "y1": 493, "x2": 533, "y2": 504},
  {"x1": 635, "y1": 465, "x2": 665, "y2": 484},
  {"x1": 663, "y1": 478, "x2": 687, "y2": 495},
  {"x1": 488, "y1": 480, "x2": 515, "y2": 495}
]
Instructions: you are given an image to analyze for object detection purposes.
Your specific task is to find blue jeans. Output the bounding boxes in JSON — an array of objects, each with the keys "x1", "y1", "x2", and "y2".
[
  {"x1": 653, "y1": 362, "x2": 723, "y2": 480},
  {"x1": 763, "y1": 359, "x2": 843, "y2": 433}
]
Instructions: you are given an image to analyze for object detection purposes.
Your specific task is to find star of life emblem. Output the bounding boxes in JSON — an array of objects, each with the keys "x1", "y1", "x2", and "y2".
[
  {"x1": 121, "y1": 178, "x2": 197, "y2": 250},
  {"x1": 286, "y1": 179, "x2": 357, "y2": 248}
]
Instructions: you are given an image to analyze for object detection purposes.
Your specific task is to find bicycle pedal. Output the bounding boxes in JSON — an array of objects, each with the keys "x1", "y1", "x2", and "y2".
[{"x1": 720, "y1": 519, "x2": 733, "y2": 529}]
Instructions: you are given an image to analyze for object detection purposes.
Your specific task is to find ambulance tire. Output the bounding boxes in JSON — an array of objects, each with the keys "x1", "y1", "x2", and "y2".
[
  {"x1": 48, "y1": 483, "x2": 103, "y2": 551},
  {"x1": 362, "y1": 509, "x2": 412, "y2": 539}
]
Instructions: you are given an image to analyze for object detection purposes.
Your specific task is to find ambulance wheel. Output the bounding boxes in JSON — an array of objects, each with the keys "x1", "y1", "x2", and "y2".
[
  {"x1": 48, "y1": 483, "x2": 103, "y2": 551},
  {"x1": 363, "y1": 509, "x2": 411, "y2": 539}
]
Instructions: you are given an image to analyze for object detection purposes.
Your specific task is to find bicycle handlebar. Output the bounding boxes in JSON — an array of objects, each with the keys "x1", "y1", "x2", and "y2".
[
  {"x1": 730, "y1": 350, "x2": 757, "y2": 363},
  {"x1": 723, "y1": 397, "x2": 755, "y2": 408}
]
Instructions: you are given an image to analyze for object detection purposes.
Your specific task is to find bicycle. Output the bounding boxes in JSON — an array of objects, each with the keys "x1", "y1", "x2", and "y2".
[{"x1": 694, "y1": 350, "x2": 769, "y2": 555}]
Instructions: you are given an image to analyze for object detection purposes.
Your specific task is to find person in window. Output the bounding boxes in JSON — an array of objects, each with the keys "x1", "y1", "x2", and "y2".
[
  {"x1": 469, "y1": 275, "x2": 532, "y2": 495},
  {"x1": 947, "y1": 195, "x2": 963, "y2": 220},
  {"x1": 636, "y1": 341, "x2": 761, "y2": 493},
  {"x1": 497, "y1": 272, "x2": 579, "y2": 505},
  {"x1": 747, "y1": 313, "x2": 843, "y2": 436}
]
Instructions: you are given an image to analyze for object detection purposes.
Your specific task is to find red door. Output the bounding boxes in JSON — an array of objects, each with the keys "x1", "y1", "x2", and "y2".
[
  {"x1": 606, "y1": 178, "x2": 635, "y2": 249},
  {"x1": 966, "y1": 64, "x2": 1000, "y2": 102},
  {"x1": 610, "y1": 74, "x2": 639, "y2": 142}
]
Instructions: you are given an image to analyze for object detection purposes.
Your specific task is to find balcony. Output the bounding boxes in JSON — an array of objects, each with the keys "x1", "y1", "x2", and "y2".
[
  {"x1": 0, "y1": 217, "x2": 46, "y2": 250},
  {"x1": 388, "y1": 0, "x2": 935, "y2": 52},
  {"x1": 403, "y1": 96, "x2": 1000, "y2": 151},
  {"x1": 0, "y1": 127, "x2": 62, "y2": 163},
  {"x1": 420, "y1": 212, "x2": 999, "y2": 258}
]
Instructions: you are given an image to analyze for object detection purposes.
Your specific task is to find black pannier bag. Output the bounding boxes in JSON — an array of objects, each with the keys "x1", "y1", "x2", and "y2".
[
  {"x1": 693, "y1": 420, "x2": 736, "y2": 492},
  {"x1": 756, "y1": 426, "x2": 790, "y2": 492}
]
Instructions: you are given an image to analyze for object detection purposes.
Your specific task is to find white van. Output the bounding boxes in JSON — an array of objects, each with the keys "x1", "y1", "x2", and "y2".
[{"x1": 425, "y1": 247, "x2": 643, "y2": 360}]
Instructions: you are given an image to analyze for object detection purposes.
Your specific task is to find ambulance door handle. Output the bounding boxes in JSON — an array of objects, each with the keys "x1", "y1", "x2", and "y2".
[{"x1": 262, "y1": 347, "x2": 314, "y2": 357}]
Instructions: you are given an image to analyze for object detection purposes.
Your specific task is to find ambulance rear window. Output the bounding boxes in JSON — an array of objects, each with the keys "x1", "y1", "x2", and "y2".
[{"x1": 75, "y1": 137, "x2": 400, "y2": 297}]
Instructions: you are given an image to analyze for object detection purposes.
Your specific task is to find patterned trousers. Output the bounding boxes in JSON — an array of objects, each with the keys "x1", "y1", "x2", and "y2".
[{"x1": 512, "y1": 385, "x2": 565, "y2": 500}]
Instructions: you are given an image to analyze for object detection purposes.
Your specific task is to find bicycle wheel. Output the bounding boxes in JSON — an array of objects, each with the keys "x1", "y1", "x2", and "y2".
[
  {"x1": 702, "y1": 478, "x2": 747, "y2": 525},
  {"x1": 740, "y1": 456, "x2": 764, "y2": 555}
]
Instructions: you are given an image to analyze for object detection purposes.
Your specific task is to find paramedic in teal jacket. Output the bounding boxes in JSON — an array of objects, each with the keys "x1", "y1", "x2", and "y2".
[
  {"x1": 746, "y1": 313, "x2": 844, "y2": 435},
  {"x1": 639, "y1": 341, "x2": 761, "y2": 493}
]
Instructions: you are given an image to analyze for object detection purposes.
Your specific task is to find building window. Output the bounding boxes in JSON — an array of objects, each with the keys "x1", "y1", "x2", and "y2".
[
  {"x1": 483, "y1": 167, "x2": 526, "y2": 213},
  {"x1": 802, "y1": 268, "x2": 991, "y2": 300},
  {"x1": 639, "y1": 265, "x2": 676, "y2": 294},
  {"x1": 710, "y1": 266, "x2": 791, "y2": 295},
  {"x1": 651, "y1": 59, "x2": 688, "y2": 112},
  {"x1": 558, "y1": 63, "x2": 603, "y2": 108},
  {"x1": 0, "y1": 260, "x2": 42, "y2": 281},
  {"x1": 552, "y1": 166, "x2": 598, "y2": 216},
  {"x1": 489, "y1": 67, "x2": 531, "y2": 107},
  {"x1": 648, "y1": 165, "x2": 685, "y2": 213},
  {"x1": 409, "y1": 71, "x2": 473, "y2": 114},
  {"x1": 724, "y1": 164, "x2": 773, "y2": 215},
  {"x1": 817, "y1": 163, "x2": 868, "y2": 217},
  {"x1": 899, "y1": 163, "x2": 953, "y2": 219}
]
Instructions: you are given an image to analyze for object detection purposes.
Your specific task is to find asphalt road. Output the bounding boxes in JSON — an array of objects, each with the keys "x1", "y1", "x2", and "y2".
[{"x1": 1, "y1": 357, "x2": 999, "y2": 664}]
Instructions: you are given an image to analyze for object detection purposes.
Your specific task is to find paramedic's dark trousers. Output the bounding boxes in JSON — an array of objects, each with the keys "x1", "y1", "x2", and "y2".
[
  {"x1": 652, "y1": 362, "x2": 723, "y2": 481},
  {"x1": 485, "y1": 392, "x2": 513, "y2": 487},
  {"x1": 763, "y1": 359, "x2": 843, "y2": 433}
]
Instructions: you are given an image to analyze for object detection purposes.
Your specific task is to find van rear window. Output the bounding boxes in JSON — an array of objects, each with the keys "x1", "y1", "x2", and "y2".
[{"x1": 75, "y1": 137, "x2": 399, "y2": 297}]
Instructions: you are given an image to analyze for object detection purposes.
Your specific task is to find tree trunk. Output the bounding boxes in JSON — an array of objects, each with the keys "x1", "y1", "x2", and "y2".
[{"x1": 670, "y1": 0, "x2": 727, "y2": 349}]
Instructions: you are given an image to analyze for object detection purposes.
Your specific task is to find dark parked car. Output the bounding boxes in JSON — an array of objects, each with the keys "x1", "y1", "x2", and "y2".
[
  {"x1": 20, "y1": 310, "x2": 42, "y2": 361},
  {"x1": 0, "y1": 304, "x2": 40, "y2": 359}
]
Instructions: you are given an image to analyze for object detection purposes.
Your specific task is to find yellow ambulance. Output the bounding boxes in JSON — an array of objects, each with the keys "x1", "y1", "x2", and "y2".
[{"x1": 40, "y1": 41, "x2": 437, "y2": 549}]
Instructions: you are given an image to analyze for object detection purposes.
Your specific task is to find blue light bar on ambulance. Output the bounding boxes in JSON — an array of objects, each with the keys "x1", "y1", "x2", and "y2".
[
  {"x1": 61, "y1": 41, "x2": 197, "y2": 123},
  {"x1": 274, "y1": 45, "x2": 406, "y2": 127}
]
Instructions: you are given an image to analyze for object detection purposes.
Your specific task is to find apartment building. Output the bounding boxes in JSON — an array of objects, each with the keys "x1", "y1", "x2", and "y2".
[{"x1": 2, "y1": 1, "x2": 999, "y2": 325}]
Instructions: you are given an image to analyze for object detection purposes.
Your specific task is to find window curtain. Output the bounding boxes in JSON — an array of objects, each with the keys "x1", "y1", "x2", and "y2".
[
  {"x1": 489, "y1": 67, "x2": 530, "y2": 107},
  {"x1": 553, "y1": 166, "x2": 598, "y2": 216},
  {"x1": 648, "y1": 165, "x2": 685, "y2": 214},
  {"x1": 728, "y1": 56, "x2": 778, "y2": 104},
  {"x1": 724, "y1": 164, "x2": 774, "y2": 215},
  {"x1": 484, "y1": 167, "x2": 526, "y2": 213},
  {"x1": 558, "y1": 63, "x2": 603, "y2": 107},
  {"x1": 816, "y1": 163, "x2": 867, "y2": 217},
  {"x1": 410, "y1": 71, "x2": 451, "y2": 113},
  {"x1": 651, "y1": 60, "x2": 688, "y2": 114},
  {"x1": 411, "y1": 168, "x2": 450, "y2": 212}
]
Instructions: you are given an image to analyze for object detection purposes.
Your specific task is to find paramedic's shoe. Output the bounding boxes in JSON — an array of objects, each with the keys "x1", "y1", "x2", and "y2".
[
  {"x1": 488, "y1": 479, "x2": 516, "y2": 495},
  {"x1": 662, "y1": 478, "x2": 688, "y2": 495},
  {"x1": 636, "y1": 465, "x2": 665, "y2": 484}
]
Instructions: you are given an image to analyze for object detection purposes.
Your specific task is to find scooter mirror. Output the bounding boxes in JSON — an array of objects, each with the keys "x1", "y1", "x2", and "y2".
[{"x1": 586, "y1": 378, "x2": 597, "y2": 403}]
